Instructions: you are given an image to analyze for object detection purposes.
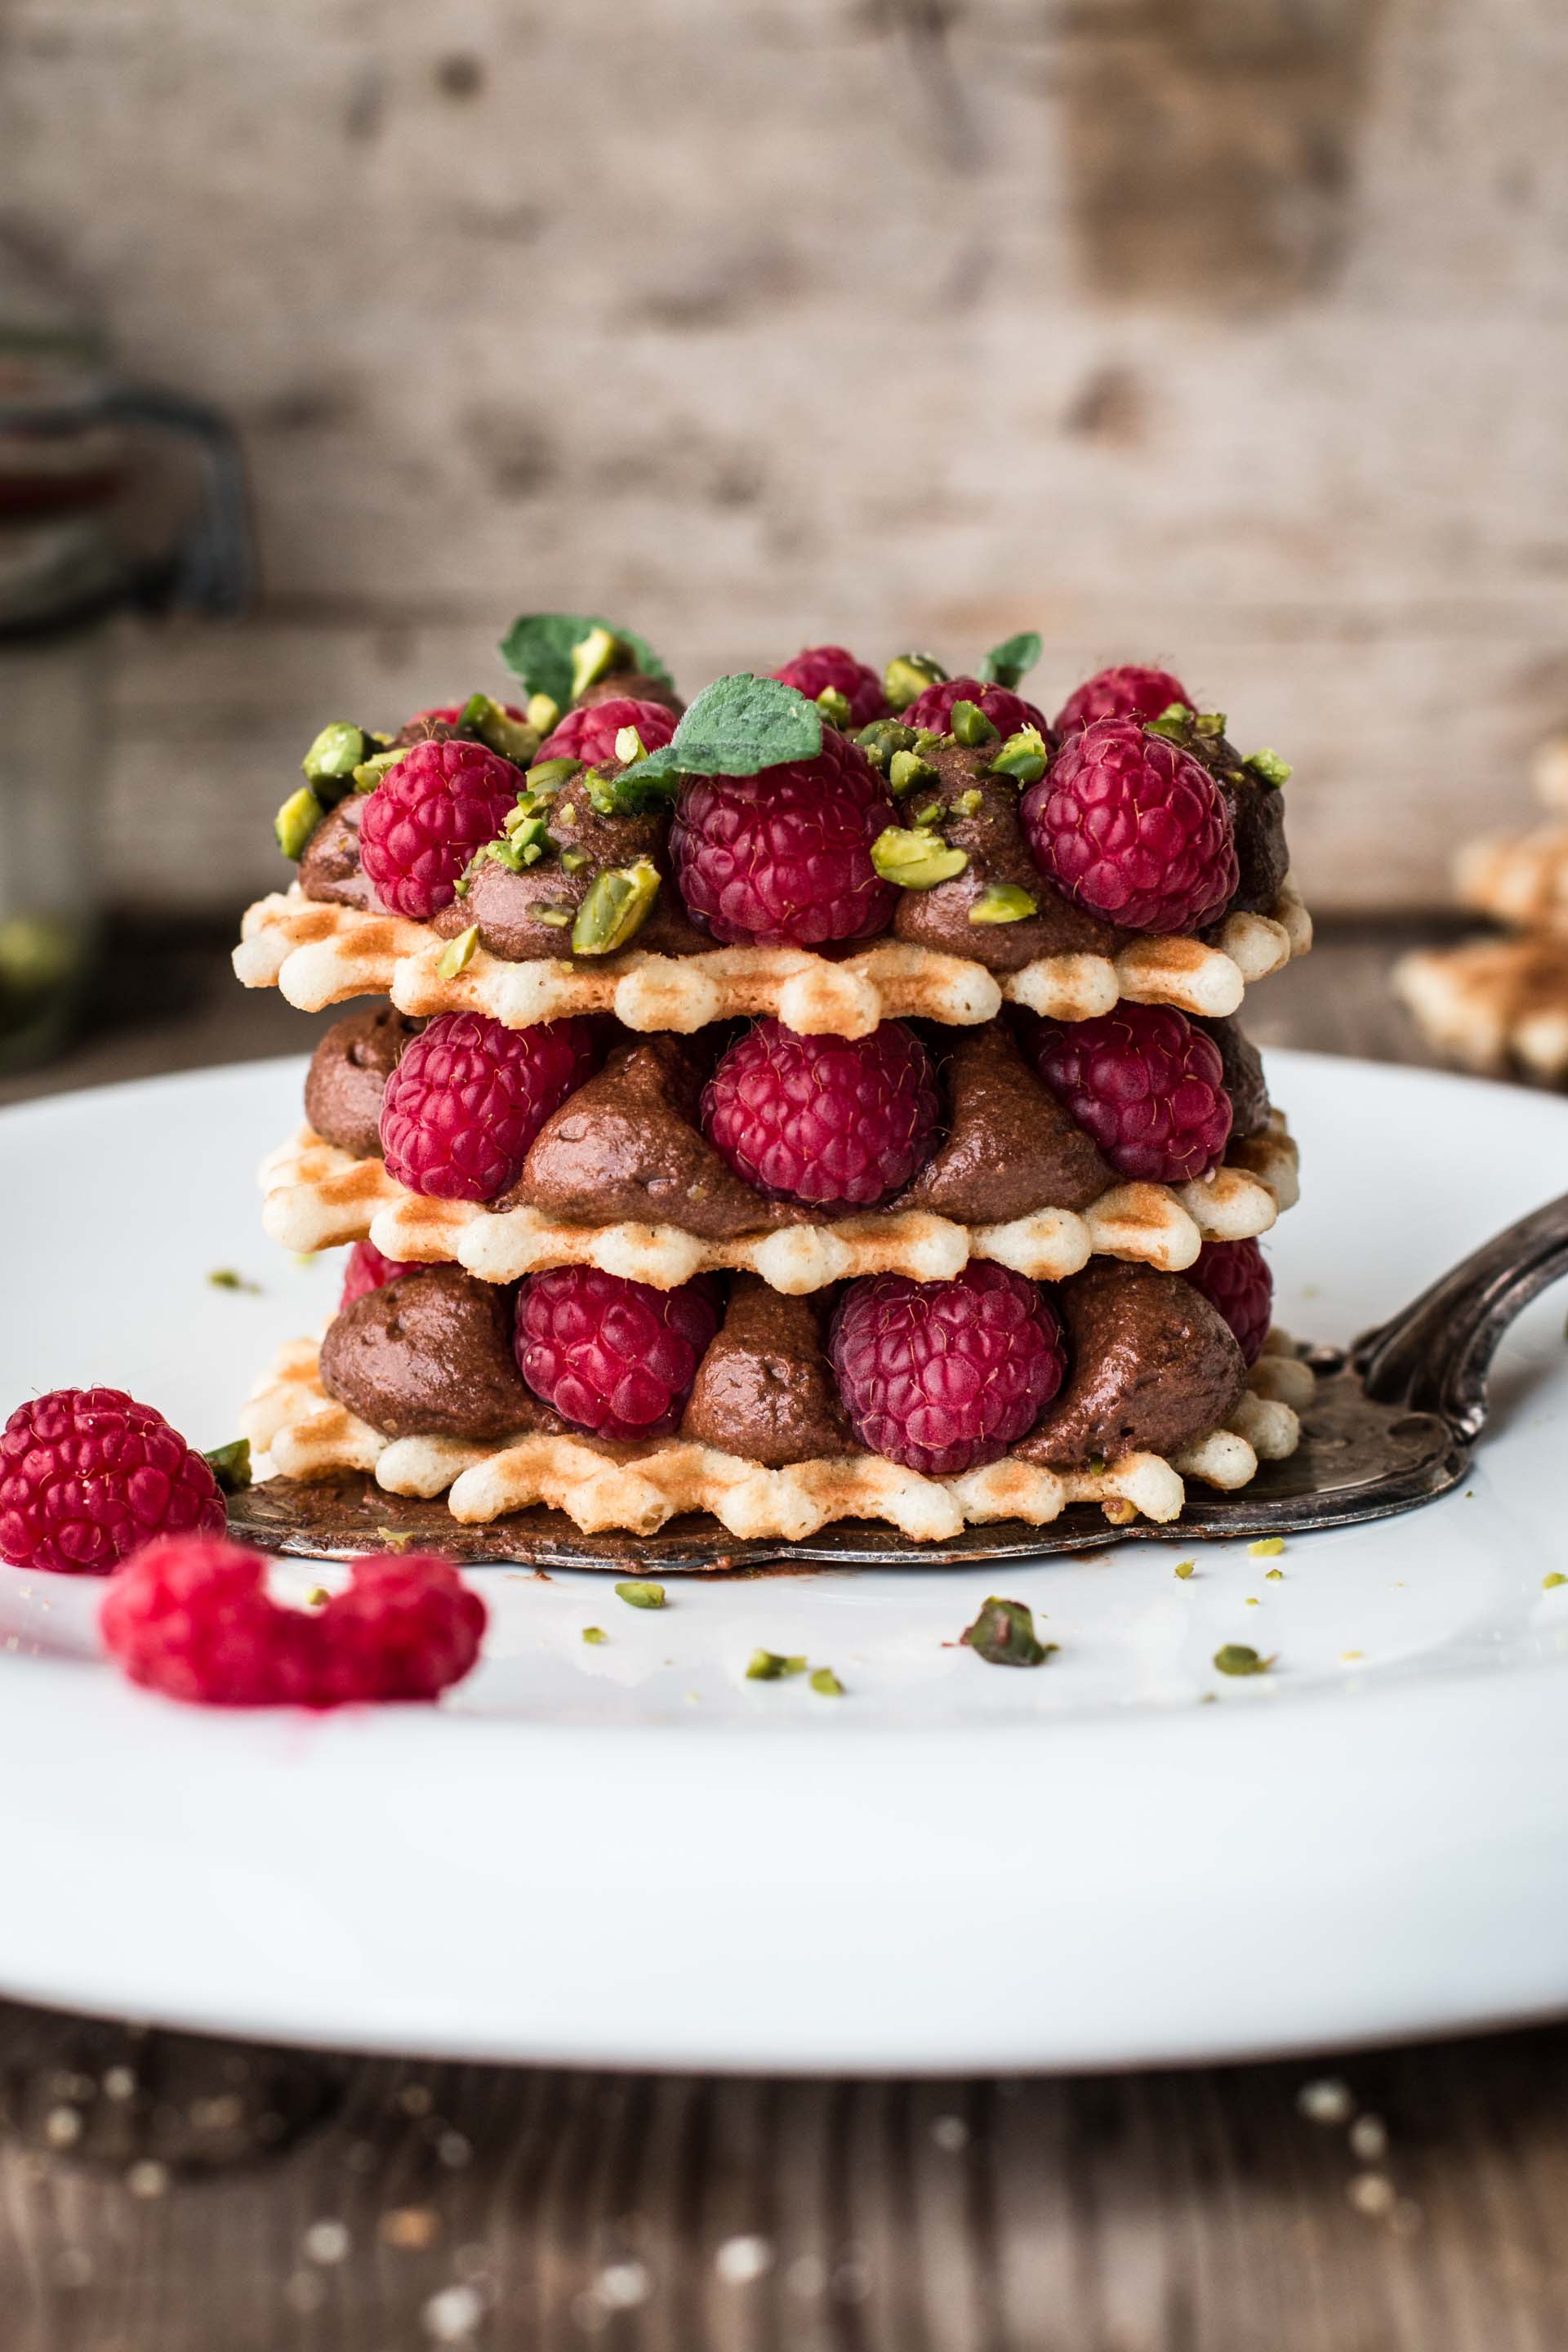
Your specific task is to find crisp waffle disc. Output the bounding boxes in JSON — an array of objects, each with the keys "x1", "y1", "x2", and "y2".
[
  {"x1": 239, "y1": 1337, "x2": 1304, "y2": 1544},
  {"x1": 1395, "y1": 933, "x2": 1568, "y2": 1083},
  {"x1": 259, "y1": 1112, "x2": 1298, "y2": 1290},
  {"x1": 234, "y1": 880, "x2": 1312, "y2": 1036},
  {"x1": 1454, "y1": 823, "x2": 1568, "y2": 936}
]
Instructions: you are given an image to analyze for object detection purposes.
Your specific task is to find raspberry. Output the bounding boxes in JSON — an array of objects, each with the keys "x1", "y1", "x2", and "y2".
[
  {"x1": 1020, "y1": 1004, "x2": 1232, "y2": 1184},
  {"x1": 536, "y1": 696, "x2": 679, "y2": 768},
  {"x1": 359, "y1": 737, "x2": 519, "y2": 921},
  {"x1": 898, "y1": 675, "x2": 1049, "y2": 741},
  {"x1": 407, "y1": 701, "x2": 528, "y2": 729},
  {"x1": 828, "y1": 1263, "x2": 1065, "y2": 1477},
  {"x1": 670, "y1": 730, "x2": 897, "y2": 948},
  {"x1": 380, "y1": 1011, "x2": 598, "y2": 1201},
  {"x1": 341, "y1": 1239, "x2": 422, "y2": 1309},
  {"x1": 1187, "y1": 1237, "x2": 1272, "y2": 1367},
  {"x1": 770, "y1": 645, "x2": 886, "y2": 728},
  {"x1": 701, "y1": 1019, "x2": 939, "y2": 1207},
  {"x1": 1054, "y1": 665, "x2": 1190, "y2": 739},
  {"x1": 1020, "y1": 717, "x2": 1237, "y2": 934},
  {"x1": 0, "y1": 1389, "x2": 225, "y2": 1576},
  {"x1": 100, "y1": 1537, "x2": 485, "y2": 1708},
  {"x1": 515, "y1": 1267, "x2": 720, "y2": 1441}
]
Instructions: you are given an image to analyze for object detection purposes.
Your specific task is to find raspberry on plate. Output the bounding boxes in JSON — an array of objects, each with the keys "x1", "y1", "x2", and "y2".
[
  {"x1": 770, "y1": 645, "x2": 887, "y2": 728},
  {"x1": 1053, "y1": 665, "x2": 1190, "y2": 739},
  {"x1": 100, "y1": 1536, "x2": 485, "y2": 1707},
  {"x1": 0, "y1": 1388, "x2": 225, "y2": 1575},
  {"x1": 340, "y1": 1239, "x2": 423, "y2": 1309},
  {"x1": 380, "y1": 1011, "x2": 599, "y2": 1202},
  {"x1": 670, "y1": 730, "x2": 898, "y2": 948},
  {"x1": 359, "y1": 737, "x2": 519, "y2": 921},
  {"x1": 1020, "y1": 1004, "x2": 1232, "y2": 1185},
  {"x1": 535, "y1": 696, "x2": 678, "y2": 768},
  {"x1": 829, "y1": 1262, "x2": 1066, "y2": 1477},
  {"x1": 515, "y1": 1267, "x2": 721, "y2": 1441},
  {"x1": 1020, "y1": 716, "x2": 1237, "y2": 934},
  {"x1": 1187, "y1": 1236, "x2": 1273, "y2": 1366},
  {"x1": 701, "y1": 1019, "x2": 940, "y2": 1207},
  {"x1": 898, "y1": 675, "x2": 1049, "y2": 742}
]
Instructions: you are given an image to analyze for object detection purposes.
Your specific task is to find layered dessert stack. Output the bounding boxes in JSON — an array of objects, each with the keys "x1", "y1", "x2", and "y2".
[
  {"x1": 234, "y1": 618, "x2": 1315, "y2": 1545},
  {"x1": 1397, "y1": 734, "x2": 1568, "y2": 1085}
]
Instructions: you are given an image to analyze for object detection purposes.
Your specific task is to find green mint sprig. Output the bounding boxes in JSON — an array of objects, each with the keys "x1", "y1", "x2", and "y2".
[
  {"x1": 978, "y1": 630, "x2": 1042, "y2": 691},
  {"x1": 498, "y1": 612, "x2": 673, "y2": 708},
  {"x1": 630, "y1": 673, "x2": 822, "y2": 788}
]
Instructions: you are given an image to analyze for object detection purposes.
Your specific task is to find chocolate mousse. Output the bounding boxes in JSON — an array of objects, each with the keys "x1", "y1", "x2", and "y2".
[
  {"x1": 320, "y1": 1265, "x2": 550, "y2": 1442},
  {"x1": 895, "y1": 1021, "x2": 1112, "y2": 1220},
  {"x1": 1220, "y1": 772, "x2": 1289, "y2": 917},
  {"x1": 1194, "y1": 1014, "x2": 1271, "y2": 1142},
  {"x1": 681, "y1": 1277, "x2": 852, "y2": 1465},
  {"x1": 305, "y1": 1006, "x2": 424, "y2": 1158},
  {"x1": 1016, "y1": 1260, "x2": 1246, "y2": 1470},
  {"x1": 577, "y1": 669, "x2": 684, "y2": 716},
  {"x1": 298, "y1": 795, "x2": 381, "y2": 913}
]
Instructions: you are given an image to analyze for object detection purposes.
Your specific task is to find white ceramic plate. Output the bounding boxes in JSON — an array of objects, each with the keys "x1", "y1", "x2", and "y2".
[{"x1": 2, "y1": 1048, "x2": 1567, "y2": 2072}]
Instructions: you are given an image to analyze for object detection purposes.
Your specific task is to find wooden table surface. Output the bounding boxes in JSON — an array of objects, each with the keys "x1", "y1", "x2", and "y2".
[{"x1": 3, "y1": 917, "x2": 1561, "y2": 2352}]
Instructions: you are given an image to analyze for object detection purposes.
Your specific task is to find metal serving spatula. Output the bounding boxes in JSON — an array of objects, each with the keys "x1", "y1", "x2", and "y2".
[{"x1": 229, "y1": 1193, "x2": 1568, "y2": 1571}]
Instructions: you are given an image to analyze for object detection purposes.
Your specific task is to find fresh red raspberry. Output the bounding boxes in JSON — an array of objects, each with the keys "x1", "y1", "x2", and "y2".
[
  {"x1": 100, "y1": 1537, "x2": 485, "y2": 1707},
  {"x1": 380, "y1": 1011, "x2": 598, "y2": 1201},
  {"x1": 769, "y1": 645, "x2": 886, "y2": 728},
  {"x1": 1053, "y1": 665, "x2": 1190, "y2": 739},
  {"x1": 1187, "y1": 1237, "x2": 1273, "y2": 1367},
  {"x1": 898, "y1": 675, "x2": 1049, "y2": 741},
  {"x1": 0, "y1": 1389, "x2": 225, "y2": 1576},
  {"x1": 408, "y1": 701, "x2": 528, "y2": 728},
  {"x1": 1020, "y1": 718, "x2": 1237, "y2": 933},
  {"x1": 536, "y1": 696, "x2": 679, "y2": 768},
  {"x1": 340, "y1": 1240, "x2": 422, "y2": 1309},
  {"x1": 359, "y1": 737, "x2": 519, "y2": 921},
  {"x1": 701, "y1": 1019, "x2": 939, "y2": 1207},
  {"x1": 670, "y1": 731, "x2": 898, "y2": 948},
  {"x1": 515, "y1": 1268, "x2": 721, "y2": 1441},
  {"x1": 828, "y1": 1263, "x2": 1065, "y2": 1477},
  {"x1": 1020, "y1": 1004, "x2": 1232, "y2": 1184}
]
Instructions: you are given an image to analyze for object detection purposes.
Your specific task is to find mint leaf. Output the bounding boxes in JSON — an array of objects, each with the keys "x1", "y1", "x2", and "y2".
[
  {"x1": 632, "y1": 673, "x2": 822, "y2": 786},
  {"x1": 978, "y1": 630, "x2": 1042, "y2": 691},
  {"x1": 497, "y1": 612, "x2": 672, "y2": 706}
]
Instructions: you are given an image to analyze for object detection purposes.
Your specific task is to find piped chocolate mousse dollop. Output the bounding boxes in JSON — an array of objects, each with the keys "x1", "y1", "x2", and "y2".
[
  {"x1": 320, "y1": 1266, "x2": 552, "y2": 1442},
  {"x1": 681, "y1": 1276, "x2": 852, "y2": 1466},
  {"x1": 1016, "y1": 1260, "x2": 1246, "y2": 1470},
  {"x1": 1193, "y1": 1014, "x2": 1271, "y2": 1142},
  {"x1": 499, "y1": 1035, "x2": 803, "y2": 1237},
  {"x1": 576, "y1": 669, "x2": 684, "y2": 717},
  {"x1": 895, "y1": 1021, "x2": 1112, "y2": 1221},
  {"x1": 304, "y1": 1006, "x2": 424, "y2": 1158},
  {"x1": 892, "y1": 742, "x2": 1121, "y2": 969},
  {"x1": 1219, "y1": 772, "x2": 1289, "y2": 918},
  {"x1": 299, "y1": 795, "x2": 381, "y2": 912}
]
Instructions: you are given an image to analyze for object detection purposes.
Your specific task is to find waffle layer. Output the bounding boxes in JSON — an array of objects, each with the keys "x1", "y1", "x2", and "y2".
[
  {"x1": 1455, "y1": 823, "x2": 1568, "y2": 936},
  {"x1": 234, "y1": 880, "x2": 1312, "y2": 1036},
  {"x1": 1395, "y1": 934, "x2": 1568, "y2": 1082},
  {"x1": 242, "y1": 1336, "x2": 1307, "y2": 1543}
]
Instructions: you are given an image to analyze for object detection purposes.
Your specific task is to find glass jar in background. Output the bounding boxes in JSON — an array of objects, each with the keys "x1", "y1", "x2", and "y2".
[{"x1": 0, "y1": 247, "x2": 250, "y2": 1070}]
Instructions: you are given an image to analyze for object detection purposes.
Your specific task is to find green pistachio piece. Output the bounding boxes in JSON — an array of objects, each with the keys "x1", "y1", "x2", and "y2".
[
  {"x1": 523, "y1": 757, "x2": 582, "y2": 797},
  {"x1": 814, "y1": 687, "x2": 851, "y2": 728},
  {"x1": 457, "y1": 692, "x2": 540, "y2": 765},
  {"x1": 913, "y1": 729, "x2": 945, "y2": 755},
  {"x1": 952, "y1": 789, "x2": 982, "y2": 816},
  {"x1": 887, "y1": 749, "x2": 939, "y2": 800},
  {"x1": 570, "y1": 625, "x2": 622, "y2": 701},
  {"x1": 274, "y1": 785, "x2": 323, "y2": 862},
  {"x1": 352, "y1": 746, "x2": 411, "y2": 794},
  {"x1": 203, "y1": 1437, "x2": 252, "y2": 1496},
  {"x1": 746, "y1": 1650, "x2": 808, "y2": 1681},
  {"x1": 559, "y1": 849, "x2": 587, "y2": 874},
  {"x1": 990, "y1": 726, "x2": 1049, "y2": 785},
  {"x1": 536, "y1": 904, "x2": 574, "y2": 929},
  {"x1": 437, "y1": 924, "x2": 479, "y2": 978},
  {"x1": 856, "y1": 719, "x2": 918, "y2": 774},
  {"x1": 1213, "y1": 1643, "x2": 1274, "y2": 1677},
  {"x1": 1192, "y1": 709, "x2": 1227, "y2": 740},
  {"x1": 615, "y1": 1579, "x2": 666, "y2": 1610},
  {"x1": 301, "y1": 722, "x2": 368, "y2": 795},
  {"x1": 1144, "y1": 702, "x2": 1196, "y2": 746},
  {"x1": 871, "y1": 826, "x2": 969, "y2": 890},
  {"x1": 913, "y1": 801, "x2": 944, "y2": 826},
  {"x1": 969, "y1": 882, "x2": 1037, "y2": 925},
  {"x1": 884, "y1": 652, "x2": 948, "y2": 711},
  {"x1": 809, "y1": 1666, "x2": 844, "y2": 1697},
  {"x1": 511, "y1": 815, "x2": 549, "y2": 853},
  {"x1": 570, "y1": 858, "x2": 661, "y2": 956},
  {"x1": 526, "y1": 692, "x2": 561, "y2": 735},
  {"x1": 960, "y1": 1595, "x2": 1056, "y2": 1668},
  {"x1": 582, "y1": 1625, "x2": 608, "y2": 1646},
  {"x1": 614, "y1": 724, "x2": 648, "y2": 764},
  {"x1": 556, "y1": 803, "x2": 577, "y2": 826},
  {"x1": 1244, "y1": 747, "x2": 1292, "y2": 788},
  {"x1": 950, "y1": 699, "x2": 1000, "y2": 748}
]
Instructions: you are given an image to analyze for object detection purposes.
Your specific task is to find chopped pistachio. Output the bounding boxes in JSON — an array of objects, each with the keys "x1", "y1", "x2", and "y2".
[
  {"x1": 952, "y1": 789, "x2": 982, "y2": 816},
  {"x1": 1174, "y1": 1559, "x2": 1196, "y2": 1579},
  {"x1": 888, "y1": 748, "x2": 939, "y2": 799},
  {"x1": 523, "y1": 756, "x2": 582, "y2": 797},
  {"x1": 614, "y1": 724, "x2": 648, "y2": 764},
  {"x1": 1265, "y1": 1566, "x2": 1284, "y2": 1582},
  {"x1": 746, "y1": 1649, "x2": 807, "y2": 1681},
  {"x1": 274, "y1": 785, "x2": 323, "y2": 862},
  {"x1": 203, "y1": 1437, "x2": 252, "y2": 1495},
  {"x1": 351, "y1": 746, "x2": 411, "y2": 794},
  {"x1": 207, "y1": 1267, "x2": 260, "y2": 1294},
  {"x1": 557, "y1": 803, "x2": 577, "y2": 826},
  {"x1": 990, "y1": 726, "x2": 1049, "y2": 785},
  {"x1": 969, "y1": 882, "x2": 1036, "y2": 925},
  {"x1": 814, "y1": 687, "x2": 852, "y2": 728},
  {"x1": 1147, "y1": 701, "x2": 1196, "y2": 742},
  {"x1": 536, "y1": 904, "x2": 574, "y2": 929},
  {"x1": 582, "y1": 1625, "x2": 608, "y2": 1646},
  {"x1": 559, "y1": 849, "x2": 588, "y2": 874},
  {"x1": 913, "y1": 728, "x2": 946, "y2": 756},
  {"x1": 809, "y1": 1667, "x2": 844, "y2": 1697},
  {"x1": 871, "y1": 826, "x2": 968, "y2": 889},
  {"x1": 1245, "y1": 1597, "x2": 1259, "y2": 1606},
  {"x1": 301, "y1": 722, "x2": 368, "y2": 794},
  {"x1": 1249, "y1": 1537, "x2": 1285, "y2": 1557},
  {"x1": 571, "y1": 858, "x2": 661, "y2": 955},
  {"x1": 913, "y1": 801, "x2": 944, "y2": 826},
  {"x1": 949, "y1": 699, "x2": 1000, "y2": 748},
  {"x1": 856, "y1": 718, "x2": 918, "y2": 773},
  {"x1": 1213, "y1": 1643, "x2": 1274, "y2": 1677},
  {"x1": 1192, "y1": 709, "x2": 1227, "y2": 739},
  {"x1": 457, "y1": 692, "x2": 540, "y2": 764},
  {"x1": 1244, "y1": 747, "x2": 1293, "y2": 788},
  {"x1": 376, "y1": 1526, "x2": 416, "y2": 1552},
  {"x1": 960, "y1": 1595, "x2": 1056, "y2": 1668},
  {"x1": 526, "y1": 692, "x2": 561, "y2": 735},
  {"x1": 437, "y1": 924, "x2": 479, "y2": 978},
  {"x1": 1544, "y1": 1572, "x2": 1567, "y2": 1590},
  {"x1": 615, "y1": 1579, "x2": 666, "y2": 1610},
  {"x1": 884, "y1": 652, "x2": 947, "y2": 710},
  {"x1": 570, "y1": 624, "x2": 621, "y2": 700},
  {"x1": 306, "y1": 1587, "x2": 331, "y2": 1608}
]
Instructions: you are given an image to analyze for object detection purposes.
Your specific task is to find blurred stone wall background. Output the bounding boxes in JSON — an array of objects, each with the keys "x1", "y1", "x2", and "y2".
[{"x1": 2, "y1": 0, "x2": 1565, "y2": 914}]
